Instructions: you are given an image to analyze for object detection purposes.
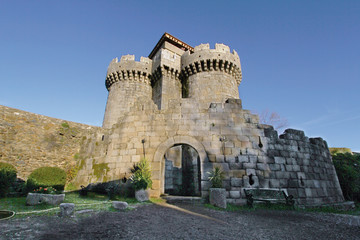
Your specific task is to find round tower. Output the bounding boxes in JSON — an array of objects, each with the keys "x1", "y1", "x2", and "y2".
[
  {"x1": 103, "y1": 55, "x2": 152, "y2": 128},
  {"x1": 180, "y1": 43, "x2": 242, "y2": 108}
]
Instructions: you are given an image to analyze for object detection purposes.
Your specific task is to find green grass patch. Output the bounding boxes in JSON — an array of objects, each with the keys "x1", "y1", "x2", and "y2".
[
  {"x1": 0, "y1": 192, "x2": 142, "y2": 218},
  {"x1": 301, "y1": 202, "x2": 360, "y2": 215}
]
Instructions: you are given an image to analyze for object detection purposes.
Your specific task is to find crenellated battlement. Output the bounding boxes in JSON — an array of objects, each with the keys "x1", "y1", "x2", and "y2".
[
  {"x1": 105, "y1": 55, "x2": 152, "y2": 90},
  {"x1": 180, "y1": 43, "x2": 242, "y2": 85}
]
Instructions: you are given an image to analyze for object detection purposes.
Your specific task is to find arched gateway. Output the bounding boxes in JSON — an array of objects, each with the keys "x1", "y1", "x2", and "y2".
[{"x1": 153, "y1": 136, "x2": 208, "y2": 196}]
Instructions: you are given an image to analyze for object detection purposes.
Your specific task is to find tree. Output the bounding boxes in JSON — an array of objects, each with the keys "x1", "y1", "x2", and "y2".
[
  {"x1": 332, "y1": 152, "x2": 360, "y2": 201},
  {"x1": 257, "y1": 109, "x2": 288, "y2": 131}
]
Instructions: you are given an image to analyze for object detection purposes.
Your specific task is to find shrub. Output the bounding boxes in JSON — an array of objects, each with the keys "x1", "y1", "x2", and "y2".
[
  {"x1": 130, "y1": 158, "x2": 152, "y2": 190},
  {"x1": 208, "y1": 166, "x2": 225, "y2": 188},
  {"x1": 332, "y1": 153, "x2": 360, "y2": 201},
  {"x1": 0, "y1": 162, "x2": 17, "y2": 197},
  {"x1": 32, "y1": 186, "x2": 58, "y2": 194},
  {"x1": 27, "y1": 167, "x2": 66, "y2": 191}
]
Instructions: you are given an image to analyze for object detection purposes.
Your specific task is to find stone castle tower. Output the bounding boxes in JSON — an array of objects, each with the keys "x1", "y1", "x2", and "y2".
[{"x1": 76, "y1": 33, "x2": 343, "y2": 205}]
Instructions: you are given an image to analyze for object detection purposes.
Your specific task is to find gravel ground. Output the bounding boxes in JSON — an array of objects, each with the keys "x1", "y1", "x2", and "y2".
[{"x1": 1, "y1": 203, "x2": 360, "y2": 240}]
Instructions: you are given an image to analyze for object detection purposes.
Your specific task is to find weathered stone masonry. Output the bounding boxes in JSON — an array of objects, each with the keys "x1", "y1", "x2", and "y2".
[
  {"x1": 0, "y1": 33, "x2": 344, "y2": 205},
  {"x1": 77, "y1": 33, "x2": 343, "y2": 205}
]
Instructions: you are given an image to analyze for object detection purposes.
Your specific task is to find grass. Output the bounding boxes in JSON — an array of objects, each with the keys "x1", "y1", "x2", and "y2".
[
  {"x1": 2, "y1": 192, "x2": 359, "y2": 218},
  {"x1": 300, "y1": 202, "x2": 360, "y2": 215},
  {"x1": 0, "y1": 192, "x2": 145, "y2": 218}
]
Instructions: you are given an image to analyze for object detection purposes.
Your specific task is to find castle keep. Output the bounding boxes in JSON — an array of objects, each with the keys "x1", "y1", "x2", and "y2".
[{"x1": 0, "y1": 33, "x2": 344, "y2": 205}]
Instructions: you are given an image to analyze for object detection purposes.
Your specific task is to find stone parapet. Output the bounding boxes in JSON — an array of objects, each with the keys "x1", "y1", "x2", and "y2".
[
  {"x1": 150, "y1": 65, "x2": 181, "y2": 85},
  {"x1": 180, "y1": 43, "x2": 242, "y2": 85},
  {"x1": 105, "y1": 56, "x2": 152, "y2": 90}
]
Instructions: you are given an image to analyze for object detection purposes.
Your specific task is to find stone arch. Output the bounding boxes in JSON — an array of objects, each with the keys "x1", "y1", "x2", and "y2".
[{"x1": 153, "y1": 135, "x2": 208, "y2": 195}]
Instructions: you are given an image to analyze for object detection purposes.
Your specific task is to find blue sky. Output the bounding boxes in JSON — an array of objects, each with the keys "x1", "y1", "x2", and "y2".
[{"x1": 1, "y1": 1, "x2": 359, "y2": 151}]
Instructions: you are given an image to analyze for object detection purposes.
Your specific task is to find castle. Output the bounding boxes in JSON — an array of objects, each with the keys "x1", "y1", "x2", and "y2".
[{"x1": 0, "y1": 33, "x2": 344, "y2": 205}]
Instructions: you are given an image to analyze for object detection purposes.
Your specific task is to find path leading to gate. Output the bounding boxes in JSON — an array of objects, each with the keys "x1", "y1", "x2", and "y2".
[{"x1": 1, "y1": 203, "x2": 360, "y2": 240}]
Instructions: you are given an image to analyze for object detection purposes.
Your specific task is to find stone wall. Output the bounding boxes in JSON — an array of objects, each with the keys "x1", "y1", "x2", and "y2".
[
  {"x1": 0, "y1": 105, "x2": 106, "y2": 182},
  {"x1": 74, "y1": 95, "x2": 344, "y2": 205}
]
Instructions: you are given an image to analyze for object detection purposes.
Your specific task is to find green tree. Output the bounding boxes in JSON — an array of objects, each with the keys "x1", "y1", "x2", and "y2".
[
  {"x1": 332, "y1": 153, "x2": 360, "y2": 201},
  {"x1": 0, "y1": 162, "x2": 17, "y2": 197}
]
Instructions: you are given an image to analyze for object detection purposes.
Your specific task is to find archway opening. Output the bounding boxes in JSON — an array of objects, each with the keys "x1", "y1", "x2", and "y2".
[{"x1": 164, "y1": 144, "x2": 201, "y2": 196}]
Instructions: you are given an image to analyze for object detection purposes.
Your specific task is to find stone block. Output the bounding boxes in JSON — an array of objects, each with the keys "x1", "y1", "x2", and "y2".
[
  {"x1": 229, "y1": 191, "x2": 241, "y2": 199},
  {"x1": 243, "y1": 162, "x2": 256, "y2": 169},
  {"x1": 285, "y1": 165, "x2": 293, "y2": 171},
  {"x1": 112, "y1": 201, "x2": 128, "y2": 210},
  {"x1": 288, "y1": 179, "x2": 299, "y2": 188},
  {"x1": 229, "y1": 163, "x2": 242, "y2": 170},
  {"x1": 231, "y1": 170, "x2": 246, "y2": 178},
  {"x1": 223, "y1": 179, "x2": 231, "y2": 190},
  {"x1": 59, "y1": 203, "x2": 75, "y2": 217},
  {"x1": 275, "y1": 171, "x2": 290, "y2": 179},
  {"x1": 305, "y1": 188, "x2": 312, "y2": 197},
  {"x1": 225, "y1": 156, "x2": 236, "y2": 163},
  {"x1": 259, "y1": 178, "x2": 270, "y2": 188},
  {"x1": 298, "y1": 188, "x2": 306, "y2": 198},
  {"x1": 256, "y1": 163, "x2": 269, "y2": 171},
  {"x1": 201, "y1": 180, "x2": 212, "y2": 191},
  {"x1": 269, "y1": 164, "x2": 281, "y2": 171},
  {"x1": 269, "y1": 179, "x2": 280, "y2": 188},
  {"x1": 286, "y1": 158, "x2": 296, "y2": 165},
  {"x1": 292, "y1": 165, "x2": 301, "y2": 172},
  {"x1": 313, "y1": 180, "x2": 321, "y2": 188},
  {"x1": 216, "y1": 155, "x2": 225, "y2": 162},
  {"x1": 249, "y1": 156, "x2": 258, "y2": 163},
  {"x1": 135, "y1": 189, "x2": 150, "y2": 202},
  {"x1": 289, "y1": 172, "x2": 297, "y2": 179},
  {"x1": 209, "y1": 188, "x2": 227, "y2": 209},
  {"x1": 274, "y1": 157, "x2": 286, "y2": 164},
  {"x1": 26, "y1": 193, "x2": 65, "y2": 206},
  {"x1": 208, "y1": 154, "x2": 216, "y2": 162},
  {"x1": 238, "y1": 155, "x2": 249, "y2": 163},
  {"x1": 230, "y1": 177, "x2": 243, "y2": 187}
]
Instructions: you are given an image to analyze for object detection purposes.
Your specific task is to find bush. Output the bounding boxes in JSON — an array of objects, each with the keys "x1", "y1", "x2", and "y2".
[
  {"x1": 130, "y1": 158, "x2": 152, "y2": 190},
  {"x1": 208, "y1": 166, "x2": 225, "y2": 188},
  {"x1": 27, "y1": 167, "x2": 66, "y2": 192},
  {"x1": 0, "y1": 162, "x2": 17, "y2": 197},
  {"x1": 332, "y1": 153, "x2": 360, "y2": 201}
]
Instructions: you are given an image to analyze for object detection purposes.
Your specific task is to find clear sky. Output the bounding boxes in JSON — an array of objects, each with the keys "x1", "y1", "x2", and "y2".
[{"x1": 1, "y1": 1, "x2": 359, "y2": 151}]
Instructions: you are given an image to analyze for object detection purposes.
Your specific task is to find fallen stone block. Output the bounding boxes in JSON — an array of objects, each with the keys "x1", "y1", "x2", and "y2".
[
  {"x1": 26, "y1": 193, "x2": 65, "y2": 206},
  {"x1": 112, "y1": 201, "x2": 128, "y2": 210},
  {"x1": 59, "y1": 203, "x2": 75, "y2": 217},
  {"x1": 209, "y1": 188, "x2": 227, "y2": 209},
  {"x1": 135, "y1": 189, "x2": 149, "y2": 202}
]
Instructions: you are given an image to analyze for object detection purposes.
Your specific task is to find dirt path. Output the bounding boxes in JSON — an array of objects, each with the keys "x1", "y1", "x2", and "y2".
[{"x1": 1, "y1": 203, "x2": 360, "y2": 240}]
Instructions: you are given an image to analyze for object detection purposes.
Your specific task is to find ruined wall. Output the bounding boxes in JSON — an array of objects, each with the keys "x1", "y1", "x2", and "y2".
[
  {"x1": 75, "y1": 95, "x2": 344, "y2": 205},
  {"x1": 0, "y1": 105, "x2": 106, "y2": 183}
]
